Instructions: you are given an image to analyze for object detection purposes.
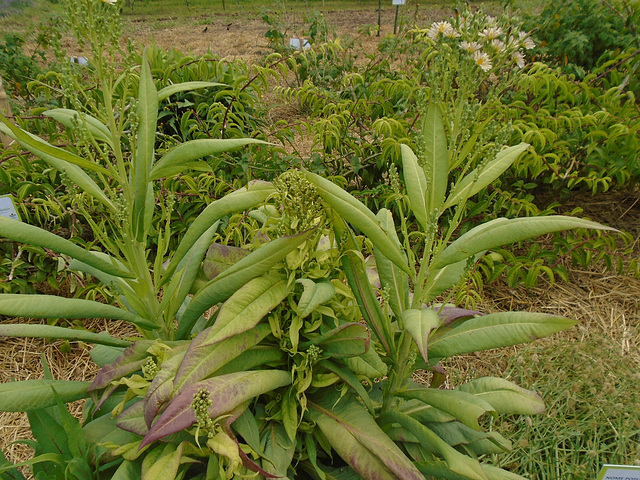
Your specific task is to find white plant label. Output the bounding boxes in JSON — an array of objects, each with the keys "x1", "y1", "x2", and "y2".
[
  {"x1": 392, "y1": 0, "x2": 405, "y2": 4},
  {"x1": 0, "y1": 195, "x2": 20, "y2": 221},
  {"x1": 597, "y1": 465, "x2": 640, "y2": 480}
]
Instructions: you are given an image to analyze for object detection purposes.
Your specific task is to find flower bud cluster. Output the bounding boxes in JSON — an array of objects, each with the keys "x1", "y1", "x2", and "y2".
[
  {"x1": 274, "y1": 170, "x2": 323, "y2": 235},
  {"x1": 191, "y1": 387, "x2": 214, "y2": 436}
]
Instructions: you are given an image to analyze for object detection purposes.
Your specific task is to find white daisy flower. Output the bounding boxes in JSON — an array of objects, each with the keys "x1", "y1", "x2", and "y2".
[
  {"x1": 428, "y1": 21, "x2": 454, "y2": 40},
  {"x1": 492, "y1": 39, "x2": 506, "y2": 52},
  {"x1": 479, "y1": 26, "x2": 503, "y2": 40},
  {"x1": 444, "y1": 28, "x2": 460, "y2": 39},
  {"x1": 102, "y1": 0, "x2": 117, "y2": 4},
  {"x1": 473, "y1": 50, "x2": 493, "y2": 71},
  {"x1": 519, "y1": 31, "x2": 536, "y2": 49},
  {"x1": 513, "y1": 51, "x2": 526, "y2": 68},
  {"x1": 459, "y1": 41, "x2": 482, "y2": 53}
]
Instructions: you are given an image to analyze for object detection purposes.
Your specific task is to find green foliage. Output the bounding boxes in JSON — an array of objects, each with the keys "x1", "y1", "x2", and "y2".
[{"x1": 525, "y1": 0, "x2": 640, "y2": 75}]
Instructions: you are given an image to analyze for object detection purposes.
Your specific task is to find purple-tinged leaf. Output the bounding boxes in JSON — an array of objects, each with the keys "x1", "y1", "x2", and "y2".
[
  {"x1": 203, "y1": 243, "x2": 250, "y2": 280},
  {"x1": 402, "y1": 309, "x2": 440, "y2": 363},
  {"x1": 436, "y1": 306, "x2": 483, "y2": 326},
  {"x1": 140, "y1": 370, "x2": 291, "y2": 448},
  {"x1": 223, "y1": 415, "x2": 279, "y2": 478},
  {"x1": 172, "y1": 324, "x2": 271, "y2": 397},
  {"x1": 88, "y1": 341, "x2": 154, "y2": 391},
  {"x1": 117, "y1": 400, "x2": 148, "y2": 436},
  {"x1": 308, "y1": 392, "x2": 425, "y2": 480},
  {"x1": 300, "y1": 323, "x2": 369, "y2": 358},
  {"x1": 144, "y1": 351, "x2": 186, "y2": 428}
]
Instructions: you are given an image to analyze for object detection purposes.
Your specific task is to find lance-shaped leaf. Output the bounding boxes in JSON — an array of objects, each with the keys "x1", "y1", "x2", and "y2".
[
  {"x1": 422, "y1": 253, "x2": 483, "y2": 304},
  {"x1": 203, "y1": 243, "x2": 251, "y2": 279},
  {"x1": 374, "y1": 209, "x2": 409, "y2": 318},
  {"x1": 0, "y1": 114, "x2": 115, "y2": 204},
  {"x1": 176, "y1": 230, "x2": 312, "y2": 339},
  {"x1": 305, "y1": 171, "x2": 410, "y2": 274},
  {"x1": 318, "y1": 360, "x2": 374, "y2": 414},
  {"x1": 0, "y1": 295, "x2": 156, "y2": 330},
  {"x1": 117, "y1": 400, "x2": 148, "y2": 436},
  {"x1": 44, "y1": 109, "x2": 115, "y2": 148},
  {"x1": 434, "y1": 216, "x2": 615, "y2": 269},
  {"x1": 480, "y1": 464, "x2": 528, "y2": 480},
  {"x1": 202, "y1": 275, "x2": 289, "y2": 345},
  {"x1": 421, "y1": 102, "x2": 448, "y2": 216},
  {"x1": 308, "y1": 392, "x2": 425, "y2": 480},
  {"x1": 457, "y1": 377, "x2": 545, "y2": 415},
  {"x1": 380, "y1": 411, "x2": 488, "y2": 480},
  {"x1": 89, "y1": 340, "x2": 155, "y2": 391},
  {"x1": 398, "y1": 387, "x2": 495, "y2": 431},
  {"x1": 0, "y1": 380, "x2": 90, "y2": 412},
  {"x1": 0, "y1": 217, "x2": 132, "y2": 278},
  {"x1": 301, "y1": 323, "x2": 369, "y2": 358},
  {"x1": 161, "y1": 223, "x2": 218, "y2": 323},
  {"x1": 261, "y1": 422, "x2": 295, "y2": 477},
  {"x1": 172, "y1": 324, "x2": 272, "y2": 398},
  {"x1": 401, "y1": 144, "x2": 429, "y2": 230},
  {"x1": 165, "y1": 181, "x2": 275, "y2": 282},
  {"x1": 144, "y1": 350, "x2": 186, "y2": 428},
  {"x1": 132, "y1": 52, "x2": 158, "y2": 242},
  {"x1": 140, "y1": 370, "x2": 291, "y2": 448},
  {"x1": 151, "y1": 138, "x2": 267, "y2": 180},
  {"x1": 442, "y1": 143, "x2": 530, "y2": 211},
  {"x1": 401, "y1": 308, "x2": 441, "y2": 363},
  {"x1": 296, "y1": 279, "x2": 336, "y2": 318},
  {"x1": 342, "y1": 346, "x2": 387, "y2": 378},
  {"x1": 428, "y1": 312, "x2": 576, "y2": 360},
  {"x1": 0, "y1": 324, "x2": 130, "y2": 348},
  {"x1": 342, "y1": 246, "x2": 393, "y2": 357},
  {"x1": 142, "y1": 442, "x2": 184, "y2": 480},
  {"x1": 157, "y1": 81, "x2": 224, "y2": 102}
]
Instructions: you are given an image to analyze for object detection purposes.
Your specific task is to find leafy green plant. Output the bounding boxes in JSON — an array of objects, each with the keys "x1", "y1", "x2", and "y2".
[{"x1": 524, "y1": 0, "x2": 640, "y2": 76}]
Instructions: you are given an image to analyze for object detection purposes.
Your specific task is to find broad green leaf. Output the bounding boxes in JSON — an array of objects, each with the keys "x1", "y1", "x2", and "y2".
[
  {"x1": 172, "y1": 324, "x2": 272, "y2": 397},
  {"x1": 144, "y1": 350, "x2": 187, "y2": 428},
  {"x1": 202, "y1": 243, "x2": 251, "y2": 280},
  {"x1": 111, "y1": 460, "x2": 142, "y2": 480},
  {"x1": 296, "y1": 279, "x2": 336, "y2": 318},
  {"x1": 0, "y1": 448, "x2": 26, "y2": 480},
  {"x1": 166, "y1": 181, "x2": 275, "y2": 282},
  {"x1": 305, "y1": 171, "x2": 410, "y2": 273},
  {"x1": 0, "y1": 217, "x2": 132, "y2": 278},
  {"x1": 380, "y1": 411, "x2": 488, "y2": 480},
  {"x1": 0, "y1": 380, "x2": 89, "y2": 412},
  {"x1": 44, "y1": 109, "x2": 114, "y2": 148},
  {"x1": 27, "y1": 408, "x2": 71, "y2": 457},
  {"x1": 0, "y1": 324, "x2": 130, "y2": 348},
  {"x1": 281, "y1": 387, "x2": 298, "y2": 442},
  {"x1": 443, "y1": 143, "x2": 530, "y2": 211},
  {"x1": 142, "y1": 442, "x2": 184, "y2": 480},
  {"x1": 422, "y1": 102, "x2": 448, "y2": 216},
  {"x1": 161, "y1": 223, "x2": 219, "y2": 323},
  {"x1": 401, "y1": 144, "x2": 429, "y2": 230},
  {"x1": 176, "y1": 230, "x2": 312, "y2": 339},
  {"x1": 374, "y1": 209, "x2": 409, "y2": 318},
  {"x1": 301, "y1": 323, "x2": 369, "y2": 358},
  {"x1": 398, "y1": 387, "x2": 495, "y2": 431},
  {"x1": 342, "y1": 346, "x2": 387, "y2": 378},
  {"x1": 402, "y1": 308, "x2": 441, "y2": 363},
  {"x1": 141, "y1": 370, "x2": 291, "y2": 448},
  {"x1": 318, "y1": 360, "x2": 374, "y2": 414},
  {"x1": 434, "y1": 216, "x2": 615, "y2": 268},
  {"x1": 429, "y1": 312, "x2": 576, "y2": 359},
  {"x1": 422, "y1": 254, "x2": 483, "y2": 304},
  {"x1": 157, "y1": 81, "x2": 224, "y2": 101},
  {"x1": 457, "y1": 377, "x2": 545, "y2": 415},
  {"x1": 308, "y1": 392, "x2": 425, "y2": 480},
  {"x1": 0, "y1": 454, "x2": 63, "y2": 475},
  {"x1": 342, "y1": 242, "x2": 393, "y2": 357},
  {"x1": 151, "y1": 138, "x2": 267, "y2": 180},
  {"x1": 132, "y1": 52, "x2": 158, "y2": 242},
  {"x1": 0, "y1": 294, "x2": 156, "y2": 330},
  {"x1": 204, "y1": 275, "x2": 289, "y2": 344},
  {"x1": 261, "y1": 422, "x2": 294, "y2": 477}
]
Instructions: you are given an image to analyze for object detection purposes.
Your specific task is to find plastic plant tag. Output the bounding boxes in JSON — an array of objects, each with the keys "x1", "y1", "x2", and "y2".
[
  {"x1": 0, "y1": 195, "x2": 20, "y2": 221},
  {"x1": 392, "y1": 0, "x2": 405, "y2": 4},
  {"x1": 597, "y1": 464, "x2": 640, "y2": 480}
]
